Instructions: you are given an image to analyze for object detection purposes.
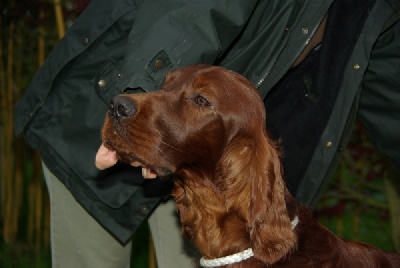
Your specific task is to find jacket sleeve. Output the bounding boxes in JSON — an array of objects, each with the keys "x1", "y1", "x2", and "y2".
[
  {"x1": 117, "y1": 0, "x2": 259, "y2": 92},
  {"x1": 357, "y1": 19, "x2": 400, "y2": 173}
]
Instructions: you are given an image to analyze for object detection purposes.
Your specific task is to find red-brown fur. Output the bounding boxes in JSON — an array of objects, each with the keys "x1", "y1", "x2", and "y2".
[{"x1": 101, "y1": 65, "x2": 400, "y2": 267}]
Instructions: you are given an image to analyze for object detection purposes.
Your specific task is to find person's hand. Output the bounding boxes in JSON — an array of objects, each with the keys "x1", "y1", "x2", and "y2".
[
  {"x1": 130, "y1": 160, "x2": 158, "y2": 179},
  {"x1": 95, "y1": 143, "x2": 157, "y2": 179}
]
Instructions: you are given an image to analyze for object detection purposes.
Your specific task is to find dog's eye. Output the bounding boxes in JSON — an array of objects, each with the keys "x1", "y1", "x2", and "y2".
[{"x1": 193, "y1": 95, "x2": 211, "y2": 107}]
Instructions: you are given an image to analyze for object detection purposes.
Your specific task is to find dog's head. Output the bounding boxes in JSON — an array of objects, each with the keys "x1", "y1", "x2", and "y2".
[{"x1": 101, "y1": 65, "x2": 265, "y2": 178}]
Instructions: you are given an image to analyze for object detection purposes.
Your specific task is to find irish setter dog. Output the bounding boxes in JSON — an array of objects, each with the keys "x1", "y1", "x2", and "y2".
[{"x1": 100, "y1": 65, "x2": 400, "y2": 267}]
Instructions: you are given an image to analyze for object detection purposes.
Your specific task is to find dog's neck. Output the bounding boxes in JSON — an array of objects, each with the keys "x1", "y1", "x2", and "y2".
[
  {"x1": 173, "y1": 177, "x2": 253, "y2": 260},
  {"x1": 200, "y1": 216, "x2": 299, "y2": 267},
  {"x1": 172, "y1": 169, "x2": 304, "y2": 268},
  {"x1": 173, "y1": 177, "x2": 300, "y2": 264}
]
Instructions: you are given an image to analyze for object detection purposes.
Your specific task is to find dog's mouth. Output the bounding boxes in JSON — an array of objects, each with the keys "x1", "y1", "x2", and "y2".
[{"x1": 104, "y1": 139, "x2": 173, "y2": 178}]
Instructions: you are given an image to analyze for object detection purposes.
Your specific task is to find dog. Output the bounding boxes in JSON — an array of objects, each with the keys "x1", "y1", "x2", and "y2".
[{"x1": 100, "y1": 65, "x2": 400, "y2": 267}]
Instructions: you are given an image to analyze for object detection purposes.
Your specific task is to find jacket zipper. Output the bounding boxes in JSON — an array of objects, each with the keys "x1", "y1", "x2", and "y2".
[{"x1": 256, "y1": 0, "x2": 322, "y2": 91}]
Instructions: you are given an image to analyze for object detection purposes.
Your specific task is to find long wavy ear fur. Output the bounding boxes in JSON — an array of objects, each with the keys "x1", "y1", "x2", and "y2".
[
  {"x1": 248, "y1": 129, "x2": 297, "y2": 264},
  {"x1": 218, "y1": 126, "x2": 297, "y2": 264}
]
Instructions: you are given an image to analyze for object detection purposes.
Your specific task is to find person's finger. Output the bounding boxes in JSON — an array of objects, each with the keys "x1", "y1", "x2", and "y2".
[
  {"x1": 95, "y1": 143, "x2": 118, "y2": 170},
  {"x1": 130, "y1": 161, "x2": 142, "y2": 167},
  {"x1": 142, "y1": 167, "x2": 157, "y2": 179}
]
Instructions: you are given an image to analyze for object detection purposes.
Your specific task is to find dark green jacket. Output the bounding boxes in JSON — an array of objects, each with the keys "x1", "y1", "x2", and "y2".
[{"x1": 15, "y1": 0, "x2": 400, "y2": 243}]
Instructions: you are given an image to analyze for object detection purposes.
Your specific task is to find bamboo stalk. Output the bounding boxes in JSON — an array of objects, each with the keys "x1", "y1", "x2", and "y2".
[
  {"x1": 384, "y1": 171, "x2": 400, "y2": 252},
  {"x1": 149, "y1": 233, "x2": 157, "y2": 268},
  {"x1": 28, "y1": 180, "x2": 35, "y2": 244},
  {"x1": 34, "y1": 153, "x2": 44, "y2": 250},
  {"x1": 337, "y1": 216, "x2": 343, "y2": 237},
  {"x1": 0, "y1": 13, "x2": 5, "y2": 223},
  {"x1": 0, "y1": 17, "x2": 5, "y2": 97},
  {"x1": 12, "y1": 24, "x2": 24, "y2": 245},
  {"x1": 3, "y1": 21, "x2": 15, "y2": 243},
  {"x1": 336, "y1": 161, "x2": 345, "y2": 237},
  {"x1": 353, "y1": 207, "x2": 360, "y2": 241},
  {"x1": 44, "y1": 191, "x2": 51, "y2": 247},
  {"x1": 54, "y1": 0, "x2": 66, "y2": 38},
  {"x1": 38, "y1": 8, "x2": 46, "y2": 67}
]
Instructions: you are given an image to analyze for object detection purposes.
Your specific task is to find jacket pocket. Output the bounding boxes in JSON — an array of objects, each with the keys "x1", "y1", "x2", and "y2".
[{"x1": 43, "y1": 58, "x2": 137, "y2": 209}]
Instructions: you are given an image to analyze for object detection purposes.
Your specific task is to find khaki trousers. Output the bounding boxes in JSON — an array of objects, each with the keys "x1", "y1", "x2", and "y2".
[{"x1": 42, "y1": 163, "x2": 198, "y2": 268}]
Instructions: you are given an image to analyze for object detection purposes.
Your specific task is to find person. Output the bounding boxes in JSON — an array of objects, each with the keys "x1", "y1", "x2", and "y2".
[{"x1": 14, "y1": 0, "x2": 400, "y2": 267}]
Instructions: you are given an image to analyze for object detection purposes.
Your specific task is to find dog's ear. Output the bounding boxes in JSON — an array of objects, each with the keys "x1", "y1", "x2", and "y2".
[
  {"x1": 248, "y1": 130, "x2": 297, "y2": 265},
  {"x1": 217, "y1": 128, "x2": 297, "y2": 264}
]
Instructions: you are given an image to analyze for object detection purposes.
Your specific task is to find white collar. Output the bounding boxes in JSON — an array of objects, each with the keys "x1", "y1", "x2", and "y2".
[{"x1": 199, "y1": 216, "x2": 299, "y2": 267}]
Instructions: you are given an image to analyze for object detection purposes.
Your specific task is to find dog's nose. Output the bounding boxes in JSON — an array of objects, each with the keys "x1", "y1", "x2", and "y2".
[{"x1": 109, "y1": 96, "x2": 136, "y2": 119}]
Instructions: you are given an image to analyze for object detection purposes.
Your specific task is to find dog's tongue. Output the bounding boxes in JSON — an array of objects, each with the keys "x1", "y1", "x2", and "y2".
[
  {"x1": 95, "y1": 143, "x2": 118, "y2": 170},
  {"x1": 95, "y1": 143, "x2": 158, "y2": 179}
]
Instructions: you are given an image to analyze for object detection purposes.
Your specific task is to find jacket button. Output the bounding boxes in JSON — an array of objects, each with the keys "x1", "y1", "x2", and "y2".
[
  {"x1": 154, "y1": 59, "x2": 164, "y2": 69},
  {"x1": 302, "y1": 28, "x2": 309, "y2": 34},
  {"x1": 83, "y1": 37, "x2": 90, "y2": 45},
  {"x1": 98, "y1": 79, "x2": 106, "y2": 87},
  {"x1": 140, "y1": 205, "x2": 149, "y2": 214},
  {"x1": 353, "y1": 64, "x2": 360, "y2": 70},
  {"x1": 325, "y1": 141, "x2": 333, "y2": 148}
]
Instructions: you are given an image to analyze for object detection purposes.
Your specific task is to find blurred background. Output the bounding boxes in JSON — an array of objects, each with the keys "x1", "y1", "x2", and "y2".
[{"x1": 1, "y1": 0, "x2": 399, "y2": 267}]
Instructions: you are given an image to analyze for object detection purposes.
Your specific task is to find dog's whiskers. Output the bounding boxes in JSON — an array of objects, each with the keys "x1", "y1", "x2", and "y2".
[
  {"x1": 155, "y1": 145, "x2": 173, "y2": 163},
  {"x1": 160, "y1": 141, "x2": 185, "y2": 153}
]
